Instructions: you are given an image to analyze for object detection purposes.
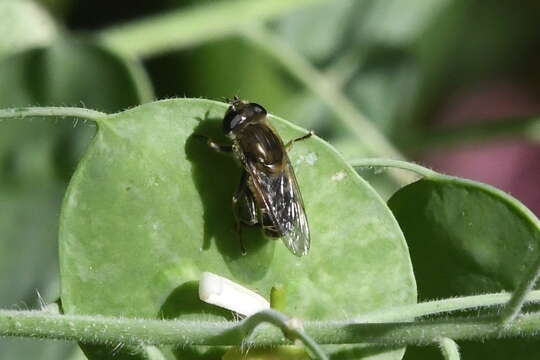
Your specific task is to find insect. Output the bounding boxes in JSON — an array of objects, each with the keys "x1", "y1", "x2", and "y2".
[{"x1": 199, "y1": 97, "x2": 312, "y2": 256}]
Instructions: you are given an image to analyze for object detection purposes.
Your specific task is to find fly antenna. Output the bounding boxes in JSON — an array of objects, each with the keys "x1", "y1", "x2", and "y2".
[{"x1": 225, "y1": 95, "x2": 242, "y2": 110}]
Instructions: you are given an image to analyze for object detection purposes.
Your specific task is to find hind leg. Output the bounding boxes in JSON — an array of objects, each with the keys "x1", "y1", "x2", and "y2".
[{"x1": 232, "y1": 172, "x2": 258, "y2": 255}]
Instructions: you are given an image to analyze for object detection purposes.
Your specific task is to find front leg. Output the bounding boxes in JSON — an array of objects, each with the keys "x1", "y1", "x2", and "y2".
[
  {"x1": 285, "y1": 130, "x2": 314, "y2": 150},
  {"x1": 194, "y1": 134, "x2": 233, "y2": 153}
]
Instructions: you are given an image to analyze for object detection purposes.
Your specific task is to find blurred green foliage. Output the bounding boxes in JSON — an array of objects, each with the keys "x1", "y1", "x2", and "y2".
[
  {"x1": 1, "y1": 0, "x2": 540, "y2": 359},
  {"x1": 0, "y1": 1, "x2": 152, "y2": 358}
]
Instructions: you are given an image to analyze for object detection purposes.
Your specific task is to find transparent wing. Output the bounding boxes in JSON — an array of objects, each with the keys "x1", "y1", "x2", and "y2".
[{"x1": 246, "y1": 156, "x2": 310, "y2": 256}]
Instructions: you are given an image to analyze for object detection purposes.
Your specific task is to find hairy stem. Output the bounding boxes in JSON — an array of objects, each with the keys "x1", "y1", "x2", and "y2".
[
  {"x1": 97, "y1": 0, "x2": 329, "y2": 57},
  {"x1": 2, "y1": 292, "x2": 540, "y2": 347},
  {"x1": 356, "y1": 289, "x2": 540, "y2": 322},
  {"x1": 438, "y1": 338, "x2": 460, "y2": 360},
  {"x1": 241, "y1": 310, "x2": 328, "y2": 360},
  {"x1": 0, "y1": 107, "x2": 105, "y2": 123},
  {"x1": 500, "y1": 254, "x2": 540, "y2": 324}
]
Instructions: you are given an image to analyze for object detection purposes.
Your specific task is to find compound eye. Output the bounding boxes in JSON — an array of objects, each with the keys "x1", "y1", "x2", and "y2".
[
  {"x1": 249, "y1": 103, "x2": 267, "y2": 115},
  {"x1": 223, "y1": 111, "x2": 244, "y2": 134}
]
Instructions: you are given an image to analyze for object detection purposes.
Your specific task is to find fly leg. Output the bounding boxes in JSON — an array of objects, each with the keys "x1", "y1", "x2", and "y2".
[
  {"x1": 232, "y1": 172, "x2": 259, "y2": 255},
  {"x1": 194, "y1": 134, "x2": 233, "y2": 153},
  {"x1": 285, "y1": 130, "x2": 314, "y2": 150},
  {"x1": 232, "y1": 218, "x2": 247, "y2": 256},
  {"x1": 193, "y1": 109, "x2": 232, "y2": 152}
]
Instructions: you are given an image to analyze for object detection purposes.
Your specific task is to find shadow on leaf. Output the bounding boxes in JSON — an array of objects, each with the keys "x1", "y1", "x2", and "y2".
[
  {"x1": 159, "y1": 280, "x2": 231, "y2": 360},
  {"x1": 159, "y1": 280, "x2": 231, "y2": 319}
]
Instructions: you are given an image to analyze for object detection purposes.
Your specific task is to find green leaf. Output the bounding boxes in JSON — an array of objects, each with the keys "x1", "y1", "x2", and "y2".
[
  {"x1": 0, "y1": 0, "x2": 57, "y2": 59},
  {"x1": 59, "y1": 98, "x2": 416, "y2": 359},
  {"x1": 388, "y1": 177, "x2": 540, "y2": 359},
  {"x1": 388, "y1": 177, "x2": 540, "y2": 298}
]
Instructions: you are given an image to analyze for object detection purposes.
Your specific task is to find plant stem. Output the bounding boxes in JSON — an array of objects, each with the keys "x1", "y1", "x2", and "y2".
[
  {"x1": 0, "y1": 309, "x2": 537, "y2": 347},
  {"x1": 356, "y1": 289, "x2": 540, "y2": 322},
  {"x1": 0, "y1": 107, "x2": 105, "y2": 123},
  {"x1": 3, "y1": 290, "x2": 540, "y2": 347},
  {"x1": 97, "y1": 0, "x2": 329, "y2": 58},
  {"x1": 350, "y1": 158, "x2": 439, "y2": 179},
  {"x1": 500, "y1": 254, "x2": 540, "y2": 324},
  {"x1": 243, "y1": 26, "x2": 405, "y2": 164},
  {"x1": 438, "y1": 338, "x2": 460, "y2": 360},
  {"x1": 241, "y1": 310, "x2": 328, "y2": 360}
]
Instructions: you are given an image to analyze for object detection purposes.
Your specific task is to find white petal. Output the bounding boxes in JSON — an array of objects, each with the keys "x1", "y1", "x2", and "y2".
[{"x1": 199, "y1": 272, "x2": 270, "y2": 316}]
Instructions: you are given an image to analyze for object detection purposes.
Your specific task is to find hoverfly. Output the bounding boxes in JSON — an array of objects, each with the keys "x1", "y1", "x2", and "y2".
[{"x1": 199, "y1": 97, "x2": 312, "y2": 256}]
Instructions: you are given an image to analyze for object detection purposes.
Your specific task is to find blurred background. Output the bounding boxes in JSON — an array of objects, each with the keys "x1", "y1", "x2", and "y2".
[{"x1": 1, "y1": 0, "x2": 540, "y2": 359}]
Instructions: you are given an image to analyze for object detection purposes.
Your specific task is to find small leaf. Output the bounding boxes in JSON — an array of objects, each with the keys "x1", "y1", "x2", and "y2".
[
  {"x1": 388, "y1": 176, "x2": 540, "y2": 359},
  {"x1": 59, "y1": 98, "x2": 416, "y2": 359},
  {"x1": 388, "y1": 177, "x2": 540, "y2": 298}
]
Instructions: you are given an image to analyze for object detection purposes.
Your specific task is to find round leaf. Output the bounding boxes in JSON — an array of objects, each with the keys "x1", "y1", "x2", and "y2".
[
  {"x1": 388, "y1": 177, "x2": 540, "y2": 359},
  {"x1": 59, "y1": 98, "x2": 416, "y2": 359}
]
